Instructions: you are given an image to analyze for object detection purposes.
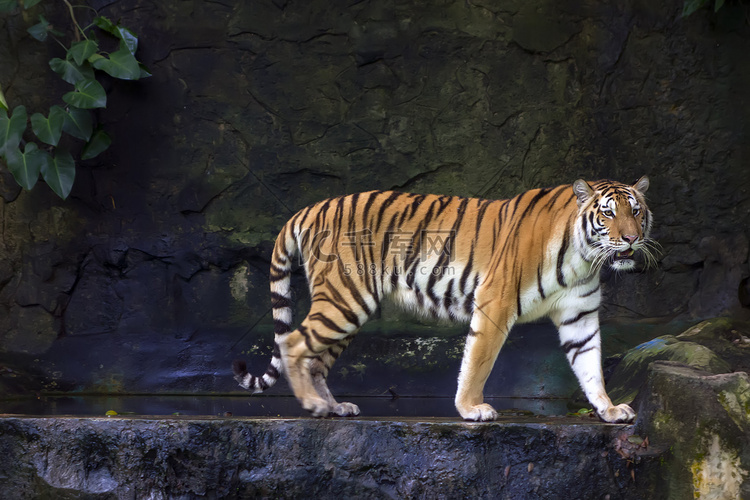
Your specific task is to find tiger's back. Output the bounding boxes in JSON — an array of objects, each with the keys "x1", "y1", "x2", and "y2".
[{"x1": 233, "y1": 178, "x2": 654, "y2": 422}]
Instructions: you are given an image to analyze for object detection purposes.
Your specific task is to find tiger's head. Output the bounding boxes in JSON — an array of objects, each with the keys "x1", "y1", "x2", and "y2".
[{"x1": 573, "y1": 176, "x2": 656, "y2": 272}]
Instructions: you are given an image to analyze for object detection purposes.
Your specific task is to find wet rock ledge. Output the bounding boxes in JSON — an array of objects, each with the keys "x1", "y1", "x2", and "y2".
[{"x1": 0, "y1": 415, "x2": 647, "y2": 499}]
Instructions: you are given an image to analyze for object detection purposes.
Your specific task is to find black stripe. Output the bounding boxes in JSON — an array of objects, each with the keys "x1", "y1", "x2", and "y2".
[
  {"x1": 309, "y1": 312, "x2": 348, "y2": 334},
  {"x1": 543, "y1": 185, "x2": 569, "y2": 210},
  {"x1": 270, "y1": 292, "x2": 292, "y2": 308},
  {"x1": 347, "y1": 192, "x2": 360, "y2": 237},
  {"x1": 390, "y1": 256, "x2": 400, "y2": 291},
  {"x1": 474, "y1": 199, "x2": 492, "y2": 237},
  {"x1": 414, "y1": 288, "x2": 424, "y2": 309},
  {"x1": 426, "y1": 269, "x2": 440, "y2": 305},
  {"x1": 519, "y1": 187, "x2": 551, "y2": 220},
  {"x1": 560, "y1": 307, "x2": 598, "y2": 326},
  {"x1": 296, "y1": 204, "x2": 317, "y2": 230},
  {"x1": 269, "y1": 263, "x2": 288, "y2": 281},
  {"x1": 375, "y1": 191, "x2": 403, "y2": 233},
  {"x1": 298, "y1": 325, "x2": 316, "y2": 353},
  {"x1": 361, "y1": 191, "x2": 382, "y2": 229},
  {"x1": 464, "y1": 290, "x2": 475, "y2": 315},
  {"x1": 561, "y1": 329, "x2": 598, "y2": 353},
  {"x1": 556, "y1": 226, "x2": 569, "y2": 287},
  {"x1": 516, "y1": 273, "x2": 523, "y2": 318},
  {"x1": 443, "y1": 278, "x2": 455, "y2": 311},
  {"x1": 537, "y1": 265, "x2": 546, "y2": 299},
  {"x1": 459, "y1": 247, "x2": 475, "y2": 292},
  {"x1": 274, "y1": 320, "x2": 291, "y2": 334},
  {"x1": 510, "y1": 190, "x2": 527, "y2": 217},
  {"x1": 310, "y1": 328, "x2": 340, "y2": 346},
  {"x1": 265, "y1": 363, "x2": 280, "y2": 379},
  {"x1": 324, "y1": 287, "x2": 362, "y2": 328},
  {"x1": 341, "y1": 271, "x2": 373, "y2": 317},
  {"x1": 570, "y1": 346, "x2": 596, "y2": 365}
]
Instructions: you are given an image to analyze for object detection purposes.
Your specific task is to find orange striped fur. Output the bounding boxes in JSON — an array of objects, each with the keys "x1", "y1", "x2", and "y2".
[{"x1": 233, "y1": 177, "x2": 655, "y2": 421}]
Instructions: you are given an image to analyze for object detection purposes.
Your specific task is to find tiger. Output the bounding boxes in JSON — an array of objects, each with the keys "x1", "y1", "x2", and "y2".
[{"x1": 232, "y1": 176, "x2": 655, "y2": 422}]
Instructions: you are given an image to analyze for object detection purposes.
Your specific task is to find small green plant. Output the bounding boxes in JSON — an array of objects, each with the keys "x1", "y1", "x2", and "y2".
[{"x1": 0, "y1": 0, "x2": 149, "y2": 199}]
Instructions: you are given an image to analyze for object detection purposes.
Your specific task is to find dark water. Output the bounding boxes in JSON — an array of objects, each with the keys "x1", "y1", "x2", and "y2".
[{"x1": 0, "y1": 395, "x2": 574, "y2": 418}]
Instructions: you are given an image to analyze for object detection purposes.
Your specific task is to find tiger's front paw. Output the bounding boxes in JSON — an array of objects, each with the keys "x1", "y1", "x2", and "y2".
[
  {"x1": 599, "y1": 403, "x2": 636, "y2": 423},
  {"x1": 458, "y1": 403, "x2": 498, "y2": 422}
]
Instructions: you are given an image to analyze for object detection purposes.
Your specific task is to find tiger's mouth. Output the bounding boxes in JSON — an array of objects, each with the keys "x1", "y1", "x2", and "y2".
[{"x1": 613, "y1": 249, "x2": 635, "y2": 261}]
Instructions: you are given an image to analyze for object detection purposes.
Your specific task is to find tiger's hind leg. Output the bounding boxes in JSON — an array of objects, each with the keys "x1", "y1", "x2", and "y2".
[
  {"x1": 310, "y1": 337, "x2": 359, "y2": 416},
  {"x1": 281, "y1": 301, "x2": 366, "y2": 417}
]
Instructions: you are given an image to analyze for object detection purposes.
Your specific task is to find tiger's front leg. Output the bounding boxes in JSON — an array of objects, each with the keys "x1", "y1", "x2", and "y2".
[
  {"x1": 554, "y1": 308, "x2": 635, "y2": 423},
  {"x1": 454, "y1": 303, "x2": 514, "y2": 421}
]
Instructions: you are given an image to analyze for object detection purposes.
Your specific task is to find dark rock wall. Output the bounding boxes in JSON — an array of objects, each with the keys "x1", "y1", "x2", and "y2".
[{"x1": 0, "y1": 0, "x2": 748, "y2": 395}]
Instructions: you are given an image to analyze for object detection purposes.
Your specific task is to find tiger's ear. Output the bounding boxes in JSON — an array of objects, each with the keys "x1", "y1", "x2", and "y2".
[
  {"x1": 633, "y1": 175, "x2": 649, "y2": 194},
  {"x1": 573, "y1": 179, "x2": 594, "y2": 207}
]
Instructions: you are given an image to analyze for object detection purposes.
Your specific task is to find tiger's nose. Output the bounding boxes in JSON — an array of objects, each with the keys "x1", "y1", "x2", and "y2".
[{"x1": 622, "y1": 234, "x2": 638, "y2": 244}]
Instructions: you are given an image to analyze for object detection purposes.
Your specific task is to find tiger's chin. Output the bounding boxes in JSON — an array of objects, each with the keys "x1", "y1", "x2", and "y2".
[{"x1": 610, "y1": 249, "x2": 637, "y2": 271}]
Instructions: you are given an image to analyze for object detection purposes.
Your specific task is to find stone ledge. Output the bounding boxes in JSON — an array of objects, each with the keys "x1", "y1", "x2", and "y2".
[{"x1": 0, "y1": 415, "x2": 651, "y2": 499}]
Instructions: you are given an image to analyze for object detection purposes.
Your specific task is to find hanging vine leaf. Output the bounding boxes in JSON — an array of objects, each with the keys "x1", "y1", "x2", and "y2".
[
  {"x1": 7, "y1": 143, "x2": 50, "y2": 190},
  {"x1": 0, "y1": 1, "x2": 19, "y2": 12},
  {"x1": 27, "y1": 15, "x2": 52, "y2": 41},
  {"x1": 138, "y1": 63, "x2": 152, "y2": 79},
  {"x1": 41, "y1": 150, "x2": 75, "y2": 199},
  {"x1": 63, "y1": 79, "x2": 107, "y2": 109},
  {"x1": 69, "y1": 39, "x2": 99, "y2": 66},
  {"x1": 0, "y1": 105, "x2": 27, "y2": 157},
  {"x1": 62, "y1": 107, "x2": 93, "y2": 141},
  {"x1": 0, "y1": 85, "x2": 8, "y2": 112},
  {"x1": 94, "y1": 16, "x2": 138, "y2": 55},
  {"x1": 49, "y1": 57, "x2": 95, "y2": 85},
  {"x1": 2, "y1": 2, "x2": 148, "y2": 196},
  {"x1": 31, "y1": 105, "x2": 66, "y2": 146},
  {"x1": 91, "y1": 46, "x2": 141, "y2": 80},
  {"x1": 81, "y1": 129, "x2": 111, "y2": 160}
]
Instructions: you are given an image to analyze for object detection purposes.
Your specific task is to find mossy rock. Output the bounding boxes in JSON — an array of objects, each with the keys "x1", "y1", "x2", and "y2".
[
  {"x1": 606, "y1": 336, "x2": 731, "y2": 405},
  {"x1": 634, "y1": 362, "x2": 750, "y2": 499}
]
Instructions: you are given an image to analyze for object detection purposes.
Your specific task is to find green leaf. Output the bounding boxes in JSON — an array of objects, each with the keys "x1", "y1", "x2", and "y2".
[
  {"x1": 27, "y1": 15, "x2": 51, "y2": 42},
  {"x1": 30, "y1": 106, "x2": 66, "y2": 146},
  {"x1": 62, "y1": 107, "x2": 93, "y2": 141},
  {"x1": 117, "y1": 28, "x2": 138, "y2": 55},
  {"x1": 93, "y1": 17, "x2": 139, "y2": 55},
  {"x1": 63, "y1": 79, "x2": 107, "y2": 109},
  {"x1": 49, "y1": 57, "x2": 95, "y2": 85},
  {"x1": 682, "y1": 0, "x2": 709, "y2": 17},
  {"x1": 0, "y1": 0, "x2": 19, "y2": 13},
  {"x1": 715, "y1": 0, "x2": 725, "y2": 12},
  {"x1": 91, "y1": 46, "x2": 141, "y2": 80},
  {"x1": 0, "y1": 105, "x2": 27, "y2": 158},
  {"x1": 81, "y1": 129, "x2": 111, "y2": 160},
  {"x1": 138, "y1": 63, "x2": 152, "y2": 79},
  {"x1": 93, "y1": 16, "x2": 116, "y2": 33},
  {"x1": 0, "y1": 85, "x2": 8, "y2": 113},
  {"x1": 7, "y1": 142, "x2": 49, "y2": 190},
  {"x1": 68, "y1": 39, "x2": 99, "y2": 66},
  {"x1": 41, "y1": 150, "x2": 75, "y2": 199}
]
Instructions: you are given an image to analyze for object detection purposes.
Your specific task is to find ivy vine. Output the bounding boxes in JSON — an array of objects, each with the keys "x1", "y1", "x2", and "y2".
[{"x1": 0, "y1": 0, "x2": 149, "y2": 199}]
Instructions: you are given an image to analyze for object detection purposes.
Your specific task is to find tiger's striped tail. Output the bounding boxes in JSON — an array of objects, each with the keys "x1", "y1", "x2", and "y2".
[{"x1": 232, "y1": 221, "x2": 297, "y2": 394}]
